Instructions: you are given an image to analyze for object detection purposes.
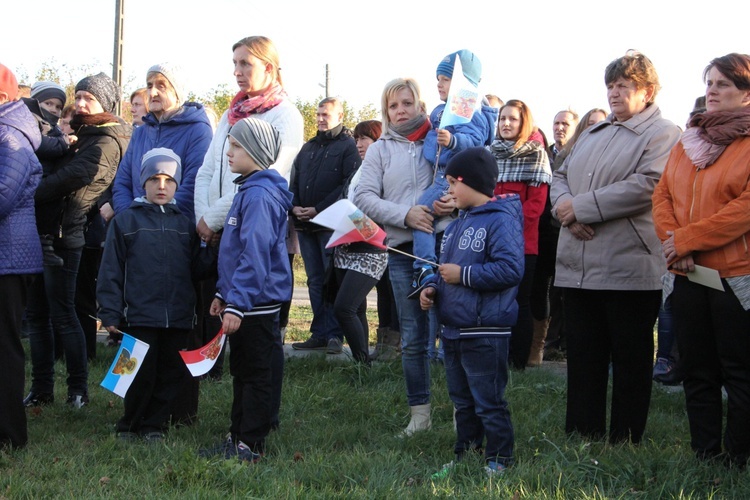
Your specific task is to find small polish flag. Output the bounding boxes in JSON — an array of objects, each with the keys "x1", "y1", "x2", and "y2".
[
  {"x1": 101, "y1": 333, "x2": 150, "y2": 398},
  {"x1": 179, "y1": 329, "x2": 226, "y2": 377},
  {"x1": 311, "y1": 199, "x2": 387, "y2": 249}
]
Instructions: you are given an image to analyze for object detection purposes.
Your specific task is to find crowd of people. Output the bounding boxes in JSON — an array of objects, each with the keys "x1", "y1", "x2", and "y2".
[{"x1": 2, "y1": 41, "x2": 750, "y2": 473}]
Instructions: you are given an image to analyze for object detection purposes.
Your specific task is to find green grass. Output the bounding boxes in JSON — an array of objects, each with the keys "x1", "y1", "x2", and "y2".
[{"x1": 4, "y1": 308, "x2": 748, "y2": 498}]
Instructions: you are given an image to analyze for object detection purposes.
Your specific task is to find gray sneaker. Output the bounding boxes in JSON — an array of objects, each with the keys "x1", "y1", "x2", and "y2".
[{"x1": 326, "y1": 338, "x2": 343, "y2": 354}]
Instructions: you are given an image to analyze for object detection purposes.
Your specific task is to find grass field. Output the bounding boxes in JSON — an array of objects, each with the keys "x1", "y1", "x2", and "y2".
[{"x1": 3, "y1": 302, "x2": 748, "y2": 498}]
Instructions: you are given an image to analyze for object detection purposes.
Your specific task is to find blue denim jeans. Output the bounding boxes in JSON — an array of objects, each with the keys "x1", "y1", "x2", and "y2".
[
  {"x1": 26, "y1": 246, "x2": 89, "y2": 396},
  {"x1": 296, "y1": 230, "x2": 342, "y2": 342},
  {"x1": 412, "y1": 171, "x2": 448, "y2": 271},
  {"x1": 427, "y1": 308, "x2": 443, "y2": 362},
  {"x1": 443, "y1": 336, "x2": 514, "y2": 465},
  {"x1": 388, "y1": 252, "x2": 431, "y2": 406}
]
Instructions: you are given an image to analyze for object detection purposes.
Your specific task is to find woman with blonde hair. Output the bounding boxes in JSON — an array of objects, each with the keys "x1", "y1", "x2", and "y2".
[{"x1": 355, "y1": 78, "x2": 455, "y2": 436}]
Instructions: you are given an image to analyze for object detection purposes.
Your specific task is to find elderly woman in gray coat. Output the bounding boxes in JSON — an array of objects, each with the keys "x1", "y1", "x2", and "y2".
[{"x1": 550, "y1": 51, "x2": 680, "y2": 444}]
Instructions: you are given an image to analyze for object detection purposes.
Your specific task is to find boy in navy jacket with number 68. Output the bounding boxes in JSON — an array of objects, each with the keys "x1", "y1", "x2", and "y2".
[{"x1": 420, "y1": 147, "x2": 524, "y2": 476}]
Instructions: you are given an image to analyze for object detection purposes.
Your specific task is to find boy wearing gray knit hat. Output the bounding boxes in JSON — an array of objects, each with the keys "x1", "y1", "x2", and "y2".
[
  {"x1": 98, "y1": 145, "x2": 210, "y2": 442},
  {"x1": 31, "y1": 81, "x2": 67, "y2": 118},
  {"x1": 140, "y1": 147, "x2": 183, "y2": 189},
  {"x1": 227, "y1": 117, "x2": 281, "y2": 172},
  {"x1": 199, "y1": 116, "x2": 292, "y2": 464}
]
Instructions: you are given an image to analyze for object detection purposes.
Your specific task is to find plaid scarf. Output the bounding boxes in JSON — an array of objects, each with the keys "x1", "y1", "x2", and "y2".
[
  {"x1": 227, "y1": 83, "x2": 288, "y2": 126},
  {"x1": 489, "y1": 139, "x2": 552, "y2": 186},
  {"x1": 681, "y1": 106, "x2": 750, "y2": 169}
]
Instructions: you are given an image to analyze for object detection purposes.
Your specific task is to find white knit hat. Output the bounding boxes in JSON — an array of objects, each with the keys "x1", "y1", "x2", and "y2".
[{"x1": 147, "y1": 62, "x2": 186, "y2": 104}]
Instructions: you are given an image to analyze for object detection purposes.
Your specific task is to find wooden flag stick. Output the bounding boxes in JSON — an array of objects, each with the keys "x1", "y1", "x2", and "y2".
[{"x1": 386, "y1": 246, "x2": 438, "y2": 267}]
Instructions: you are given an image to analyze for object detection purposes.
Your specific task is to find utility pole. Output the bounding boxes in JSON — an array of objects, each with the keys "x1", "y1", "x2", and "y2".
[{"x1": 112, "y1": 0, "x2": 125, "y2": 115}]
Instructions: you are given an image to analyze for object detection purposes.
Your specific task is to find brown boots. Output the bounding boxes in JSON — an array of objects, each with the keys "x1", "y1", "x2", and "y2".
[
  {"x1": 527, "y1": 318, "x2": 550, "y2": 367},
  {"x1": 370, "y1": 327, "x2": 401, "y2": 361}
]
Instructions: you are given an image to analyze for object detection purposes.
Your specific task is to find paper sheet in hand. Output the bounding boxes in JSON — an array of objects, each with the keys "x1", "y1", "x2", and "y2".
[{"x1": 687, "y1": 265, "x2": 724, "y2": 291}]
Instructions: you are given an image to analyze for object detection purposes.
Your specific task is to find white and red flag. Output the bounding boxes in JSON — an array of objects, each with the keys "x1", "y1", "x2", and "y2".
[
  {"x1": 179, "y1": 329, "x2": 226, "y2": 377},
  {"x1": 311, "y1": 199, "x2": 387, "y2": 249}
]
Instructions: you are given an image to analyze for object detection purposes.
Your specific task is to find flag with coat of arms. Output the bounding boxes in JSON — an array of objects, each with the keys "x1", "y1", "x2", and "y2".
[
  {"x1": 439, "y1": 55, "x2": 482, "y2": 129},
  {"x1": 100, "y1": 333, "x2": 149, "y2": 398},
  {"x1": 311, "y1": 199, "x2": 387, "y2": 249}
]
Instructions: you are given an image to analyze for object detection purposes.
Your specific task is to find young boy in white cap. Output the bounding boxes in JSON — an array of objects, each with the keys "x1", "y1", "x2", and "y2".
[
  {"x1": 199, "y1": 117, "x2": 292, "y2": 463},
  {"x1": 97, "y1": 147, "x2": 209, "y2": 442},
  {"x1": 419, "y1": 147, "x2": 524, "y2": 477}
]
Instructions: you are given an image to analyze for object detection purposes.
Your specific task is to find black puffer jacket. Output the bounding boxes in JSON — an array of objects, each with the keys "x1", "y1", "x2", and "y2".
[
  {"x1": 290, "y1": 124, "x2": 360, "y2": 231},
  {"x1": 34, "y1": 112, "x2": 131, "y2": 248}
]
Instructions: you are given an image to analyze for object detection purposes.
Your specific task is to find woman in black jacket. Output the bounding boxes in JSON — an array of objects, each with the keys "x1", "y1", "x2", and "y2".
[{"x1": 24, "y1": 73, "x2": 131, "y2": 409}]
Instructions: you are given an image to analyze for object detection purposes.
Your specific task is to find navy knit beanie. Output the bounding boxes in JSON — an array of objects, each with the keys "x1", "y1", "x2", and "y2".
[
  {"x1": 444, "y1": 147, "x2": 498, "y2": 197},
  {"x1": 436, "y1": 49, "x2": 482, "y2": 87}
]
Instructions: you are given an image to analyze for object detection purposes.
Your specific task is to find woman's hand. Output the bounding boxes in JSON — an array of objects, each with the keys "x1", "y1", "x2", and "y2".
[
  {"x1": 405, "y1": 205, "x2": 434, "y2": 233},
  {"x1": 567, "y1": 222, "x2": 595, "y2": 241},
  {"x1": 670, "y1": 254, "x2": 695, "y2": 273},
  {"x1": 433, "y1": 194, "x2": 456, "y2": 216},
  {"x1": 556, "y1": 199, "x2": 577, "y2": 227},
  {"x1": 662, "y1": 231, "x2": 678, "y2": 263},
  {"x1": 99, "y1": 202, "x2": 115, "y2": 223},
  {"x1": 196, "y1": 217, "x2": 216, "y2": 243},
  {"x1": 439, "y1": 263, "x2": 461, "y2": 284},
  {"x1": 104, "y1": 325, "x2": 120, "y2": 335}
]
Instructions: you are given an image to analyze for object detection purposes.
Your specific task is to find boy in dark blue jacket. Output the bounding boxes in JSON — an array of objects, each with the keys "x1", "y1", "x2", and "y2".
[
  {"x1": 98, "y1": 148, "x2": 206, "y2": 442},
  {"x1": 419, "y1": 147, "x2": 524, "y2": 476},
  {"x1": 200, "y1": 117, "x2": 292, "y2": 464}
]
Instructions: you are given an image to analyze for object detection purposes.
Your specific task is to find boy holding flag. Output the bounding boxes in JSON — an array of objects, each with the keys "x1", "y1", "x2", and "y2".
[
  {"x1": 200, "y1": 117, "x2": 292, "y2": 463},
  {"x1": 97, "y1": 148, "x2": 210, "y2": 441},
  {"x1": 420, "y1": 147, "x2": 524, "y2": 476}
]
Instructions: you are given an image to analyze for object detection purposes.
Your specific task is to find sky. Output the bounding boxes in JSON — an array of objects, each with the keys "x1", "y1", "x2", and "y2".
[{"x1": 3, "y1": 0, "x2": 749, "y2": 135}]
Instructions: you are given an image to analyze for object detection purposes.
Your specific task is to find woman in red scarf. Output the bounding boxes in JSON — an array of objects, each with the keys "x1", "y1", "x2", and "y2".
[
  {"x1": 653, "y1": 53, "x2": 750, "y2": 467},
  {"x1": 354, "y1": 78, "x2": 455, "y2": 437},
  {"x1": 192, "y1": 36, "x2": 303, "y2": 426}
]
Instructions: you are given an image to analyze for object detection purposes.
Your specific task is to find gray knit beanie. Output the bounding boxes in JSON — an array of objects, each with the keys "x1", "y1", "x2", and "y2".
[
  {"x1": 229, "y1": 118, "x2": 281, "y2": 170},
  {"x1": 31, "y1": 81, "x2": 67, "y2": 105},
  {"x1": 147, "y1": 62, "x2": 186, "y2": 104},
  {"x1": 140, "y1": 148, "x2": 182, "y2": 187},
  {"x1": 75, "y1": 73, "x2": 120, "y2": 113}
]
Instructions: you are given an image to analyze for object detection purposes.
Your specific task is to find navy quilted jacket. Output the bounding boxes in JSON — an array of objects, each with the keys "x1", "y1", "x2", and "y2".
[
  {"x1": 425, "y1": 194, "x2": 525, "y2": 339},
  {"x1": 0, "y1": 101, "x2": 43, "y2": 275}
]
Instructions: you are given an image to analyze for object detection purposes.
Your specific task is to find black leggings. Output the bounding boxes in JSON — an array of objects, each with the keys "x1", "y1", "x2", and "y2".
[{"x1": 333, "y1": 267, "x2": 378, "y2": 363}]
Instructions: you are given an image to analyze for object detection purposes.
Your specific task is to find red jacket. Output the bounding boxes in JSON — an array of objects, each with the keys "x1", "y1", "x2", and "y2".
[{"x1": 494, "y1": 181, "x2": 547, "y2": 255}]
